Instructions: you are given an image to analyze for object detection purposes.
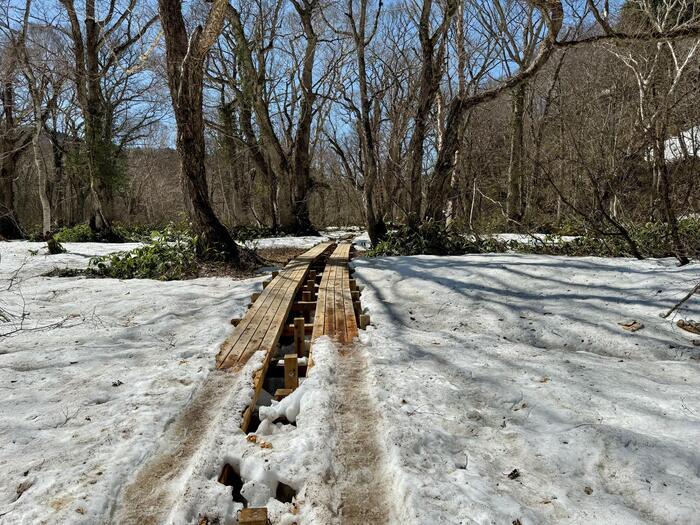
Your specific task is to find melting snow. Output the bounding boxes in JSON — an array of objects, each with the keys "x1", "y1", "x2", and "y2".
[{"x1": 354, "y1": 254, "x2": 700, "y2": 524}]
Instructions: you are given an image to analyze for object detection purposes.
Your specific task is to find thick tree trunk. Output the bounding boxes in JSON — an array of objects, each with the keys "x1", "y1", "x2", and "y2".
[
  {"x1": 227, "y1": 4, "x2": 314, "y2": 235},
  {"x1": 0, "y1": 83, "x2": 26, "y2": 239},
  {"x1": 0, "y1": 143, "x2": 25, "y2": 238},
  {"x1": 424, "y1": 97, "x2": 464, "y2": 221},
  {"x1": 159, "y1": 0, "x2": 240, "y2": 261},
  {"x1": 445, "y1": 0, "x2": 465, "y2": 229},
  {"x1": 406, "y1": 0, "x2": 456, "y2": 229},
  {"x1": 351, "y1": 0, "x2": 386, "y2": 245},
  {"x1": 61, "y1": 0, "x2": 117, "y2": 239},
  {"x1": 50, "y1": 134, "x2": 66, "y2": 228},
  {"x1": 289, "y1": 1, "x2": 318, "y2": 235}
]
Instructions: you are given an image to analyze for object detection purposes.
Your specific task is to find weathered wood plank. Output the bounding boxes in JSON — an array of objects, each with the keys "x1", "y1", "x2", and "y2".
[
  {"x1": 311, "y1": 243, "x2": 358, "y2": 345},
  {"x1": 217, "y1": 242, "x2": 332, "y2": 370},
  {"x1": 217, "y1": 242, "x2": 333, "y2": 431}
]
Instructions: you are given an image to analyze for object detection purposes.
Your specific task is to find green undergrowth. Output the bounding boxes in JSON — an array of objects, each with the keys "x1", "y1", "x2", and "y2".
[
  {"x1": 42, "y1": 223, "x2": 281, "y2": 281},
  {"x1": 368, "y1": 219, "x2": 700, "y2": 260},
  {"x1": 230, "y1": 225, "x2": 282, "y2": 242},
  {"x1": 53, "y1": 223, "x2": 96, "y2": 242},
  {"x1": 49, "y1": 222, "x2": 288, "y2": 244},
  {"x1": 87, "y1": 228, "x2": 198, "y2": 280},
  {"x1": 367, "y1": 221, "x2": 483, "y2": 256},
  {"x1": 49, "y1": 221, "x2": 192, "y2": 243},
  {"x1": 50, "y1": 225, "x2": 260, "y2": 281}
]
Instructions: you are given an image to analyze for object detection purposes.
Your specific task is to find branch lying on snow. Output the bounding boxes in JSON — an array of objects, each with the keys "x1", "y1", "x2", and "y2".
[
  {"x1": 0, "y1": 254, "x2": 85, "y2": 339},
  {"x1": 660, "y1": 283, "x2": 700, "y2": 319},
  {"x1": 0, "y1": 314, "x2": 83, "y2": 339}
]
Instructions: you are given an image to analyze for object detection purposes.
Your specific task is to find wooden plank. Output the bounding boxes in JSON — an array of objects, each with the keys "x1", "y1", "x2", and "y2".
[
  {"x1": 274, "y1": 388, "x2": 293, "y2": 401},
  {"x1": 217, "y1": 268, "x2": 290, "y2": 366},
  {"x1": 282, "y1": 322, "x2": 313, "y2": 336},
  {"x1": 311, "y1": 256, "x2": 329, "y2": 340},
  {"x1": 360, "y1": 313, "x2": 370, "y2": 329},
  {"x1": 311, "y1": 243, "x2": 358, "y2": 344},
  {"x1": 239, "y1": 508, "x2": 267, "y2": 525},
  {"x1": 334, "y1": 255, "x2": 347, "y2": 343},
  {"x1": 217, "y1": 275, "x2": 289, "y2": 368},
  {"x1": 294, "y1": 317, "x2": 305, "y2": 355},
  {"x1": 239, "y1": 265, "x2": 313, "y2": 430},
  {"x1": 219, "y1": 242, "x2": 334, "y2": 431},
  {"x1": 217, "y1": 242, "x2": 333, "y2": 370}
]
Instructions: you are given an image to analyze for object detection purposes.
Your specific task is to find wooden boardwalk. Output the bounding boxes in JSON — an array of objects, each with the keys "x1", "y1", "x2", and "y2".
[
  {"x1": 216, "y1": 241, "x2": 332, "y2": 371},
  {"x1": 216, "y1": 242, "x2": 333, "y2": 432},
  {"x1": 312, "y1": 243, "x2": 359, "y2": 344}
]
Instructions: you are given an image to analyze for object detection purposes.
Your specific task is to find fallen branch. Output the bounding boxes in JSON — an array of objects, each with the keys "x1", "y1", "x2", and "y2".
[{"x1": 660, "y1": 283, "x2": 700, "y2": 318}]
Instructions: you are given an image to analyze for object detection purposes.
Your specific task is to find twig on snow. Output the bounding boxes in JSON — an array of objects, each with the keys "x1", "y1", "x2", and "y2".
[{"x1": 660, "y1": 283, "x2": 700, "y2": 319}]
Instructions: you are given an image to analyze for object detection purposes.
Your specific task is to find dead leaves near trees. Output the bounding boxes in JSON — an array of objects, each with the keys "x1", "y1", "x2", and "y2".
[
  {"x1": 618, "y1": 318, "x2": 700, "y2": 335},
  {"x1": 15, "y1": 480, "x2": 32, "y2": 501},
  {"x1": 618, "y1": 320, "x2": 644, "y2": 332},
  {"x1": 677, "y1": 319, "x2": 700, "y2": 335}
]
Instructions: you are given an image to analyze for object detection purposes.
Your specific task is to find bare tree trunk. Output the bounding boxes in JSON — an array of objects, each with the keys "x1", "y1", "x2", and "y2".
[
  {"x1": 290, "y1": 0, "x2": 318, "y2": 235},
  {"x1": 0, "y1": 82, "x2": 27, "y2": 239},
  {"x1": 226, "y1": 3, "x2": 313, "y2": 234},
  {"x1": 506, "y1": 83, "x2": 526, "y2": 225},
  {"x1": 349, "y1": 0, "x2": 386, "y2": 244},
  {"x1": 653, "y1": 130, "x2": 688, "y2": 265},
  {"x1": 406, "y1": 0, "x2": 456, "y2": 228},
  {"x1": 50, "y1": 134, "x2": 66, "y2": 228},
  {"x1": 445, "y1": 3, "x2": 465, "y2": 229},
  {"x1": 0, "y1": 161, "x2": 22, "y2": 238},
  {"x1": 31, "y1": 125, "x2": 51, "y2": 235},
  {"x1": 60, "y1": 0, "x2": 117, "y2": 239},
  {"x1": 292, "y1": 0, "x2": 318, "y2": 234},
  {"x1": 159, "y1": 0, "x2": 240, "y2": 261}
]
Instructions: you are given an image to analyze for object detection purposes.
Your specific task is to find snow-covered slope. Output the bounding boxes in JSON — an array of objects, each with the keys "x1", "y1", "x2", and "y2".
[
  {"x1": 0, "y1": 242, "x2": 262, "y2": 523},
  {"x1": 354, "y1": 254, "x2": 700, "y2": 524}
]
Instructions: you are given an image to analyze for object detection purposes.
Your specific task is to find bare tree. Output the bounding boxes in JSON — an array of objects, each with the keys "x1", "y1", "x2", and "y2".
[
  {"x1": 158, "y1": 0, "x2": 240, "y2": 260},
  {"x1": 606, "y1": 1, "x2": 699, "y2": 264},
  {"x1": 0, "y1": 43, "x2": 31, "y2": 238},
  {"x1": 58, "y1": 0, "x2": 158, "y2": 238},
  {"x1": 16, "y1": 0, "x2": 66, "y2": 236},
  {"x1": 405, "y1": 0, "x2": 457, "y2": 227},
  {"x1": 340, "y1": 0, "x2": 387, "y2": 244},
  {"x1": 223, "y1": 0, "x2": 324, "y2": 234}
]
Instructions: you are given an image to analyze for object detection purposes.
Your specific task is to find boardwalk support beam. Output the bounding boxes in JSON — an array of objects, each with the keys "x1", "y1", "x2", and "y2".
[
  {"x1": 284, "y1": 353, "x2": 299, "y2": 389},
  {"x1": 294, "y1": 317, "x2": 305, "y2": 356}
]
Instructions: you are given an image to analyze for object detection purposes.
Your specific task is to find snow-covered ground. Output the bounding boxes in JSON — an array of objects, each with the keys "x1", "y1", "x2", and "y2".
[
  {"x1": 243, "y1": 228, "x2": 361, "y2": 251},
  {"x1": 351, "y1": 231, "x2": 371, "y2": 251},
  {"x1": 491, "y1": 233, "x2": 578, "y2": 245},
  {"x1": 0, "y1": 242, "x2": 262, "y2": 523},
  {"x1": 353, "y1": 254, "x2": 700, "y2": 524},
  {"x1": 3, "y1": 239, "x2": 700, "y2": 524},
  {"x1": 244, "y1": 236, "x2": 328, "y2": 250}
]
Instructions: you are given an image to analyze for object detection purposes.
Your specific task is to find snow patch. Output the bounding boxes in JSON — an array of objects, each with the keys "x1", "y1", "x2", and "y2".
[
  {"x1": 169, "y1": 337, "x2": 342, "y2": 524},
  {"x1": 0, "y1": 241, "x2": 261, "y2": 523},
  {"x1": 354, "y1": 253, "x2": 700, "y2": 524}
]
